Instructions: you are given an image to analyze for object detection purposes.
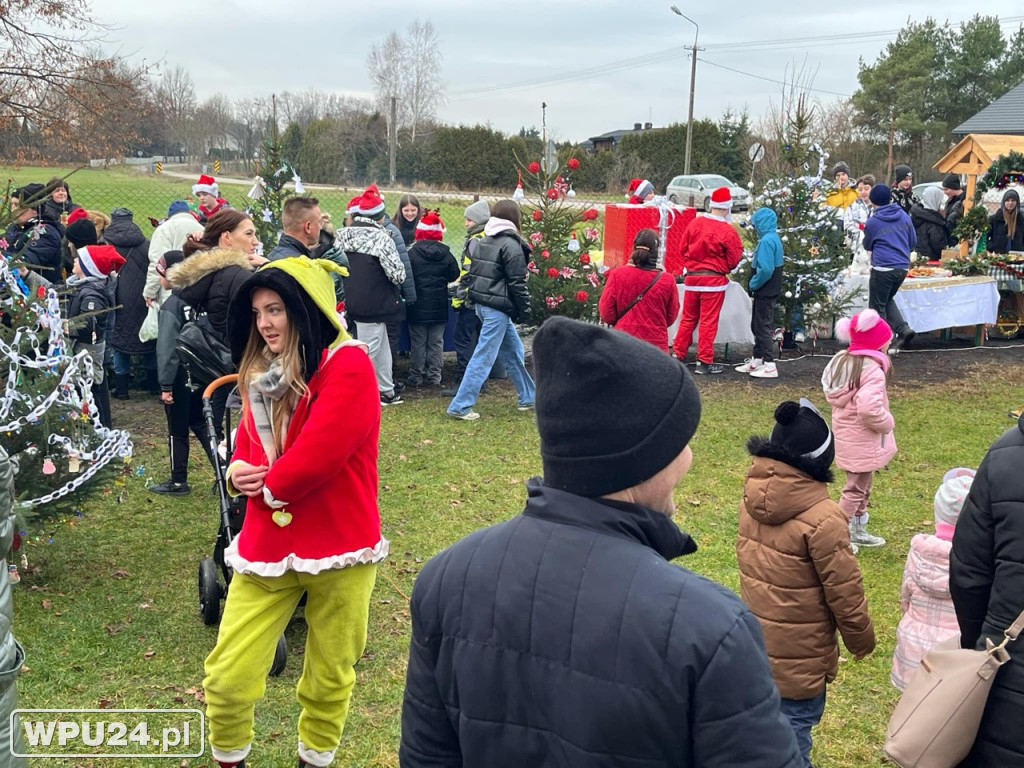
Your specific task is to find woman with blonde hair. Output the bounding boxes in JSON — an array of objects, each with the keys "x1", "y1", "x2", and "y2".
[{"x1": 204, "y1": 257, "x2": 386, "y2": 768}]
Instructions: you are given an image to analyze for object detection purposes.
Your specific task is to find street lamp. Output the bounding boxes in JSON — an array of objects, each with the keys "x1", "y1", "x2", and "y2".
[{"x1": 671, "y1": 5, "x2": 699, "y2": 175}]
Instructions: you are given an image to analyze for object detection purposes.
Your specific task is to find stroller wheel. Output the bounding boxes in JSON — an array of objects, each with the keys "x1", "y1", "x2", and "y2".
[
  {"x1": 269, "y1": 635, "x2": 288, "y2": 677},
  {"x1": 199, "y1": 558, "x2": 222, "y2": 626}
]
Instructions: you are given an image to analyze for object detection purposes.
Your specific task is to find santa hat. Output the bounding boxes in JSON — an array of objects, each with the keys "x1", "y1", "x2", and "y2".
[
  {"x1": 76, "y1": 244, "x2": 126, "y2": 278},
  {"x1": 627, "y1": 178, "x2": 654, "y2": 200},
  {"x1": 345, "y1": 195, "x2": 362, "y2": 215},
  {"x1": 357, "y1": 189, "x2": 386, "y2": 218},
  {"x1": 192, "y1": 174, "x2": 219, "y2": 197},
  {"x1": 66, "y1": 207, "x2": 89, "y2": 225},
  {"x1": 709, "y1": 187, "x2": 733, "y2": 210},
  {"x1": 835, "y1": 309, "x2": 893, "y2": 353},
  {"x1": 415, "y1": 210, "x2": 445, "y2": 241}
]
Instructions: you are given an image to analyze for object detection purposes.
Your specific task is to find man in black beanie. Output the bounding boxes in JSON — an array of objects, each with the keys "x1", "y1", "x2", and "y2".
[
  {"x1": 941, "y1": 173, "x2": 965, "y2": 245},
  {"x1": 400, "y1": 317, "x2": 802, "y2": 768},
  {"x1": 891, "y1": 164, "x2": 917, "y2": 215}
]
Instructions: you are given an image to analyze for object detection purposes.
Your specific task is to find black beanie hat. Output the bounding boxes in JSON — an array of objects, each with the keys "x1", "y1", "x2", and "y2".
[
  {"x1": 227, "y1": 267, "x2": 334, "y2": 382},
  {"x1": 770, "y1": 400, "x2": 834, "y2": 470},
  {"x1": 14, "y1": 183, "x2": 46, "y2": 208},
  {"x1": 893, "y1": 164, "x2": 912, "y2": 184},
  {"x1": 532, "y1": 316, "x2": 702, "y2": 497},
  {"x1": 832, "y1": 161, "x2": 850, "y2": 178},
  {"x1": 65, "y1": 218, "x2": 98, "y2": 248},
  {"x1": 941, "y1": 173, "x2": 962, "y2": 191},
  {"x1": 869, "y1": 184, "x2": 892, "y2": 206}
]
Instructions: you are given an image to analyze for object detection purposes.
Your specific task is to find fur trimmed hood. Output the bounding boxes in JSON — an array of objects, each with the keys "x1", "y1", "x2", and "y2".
[
  {"x1": 746, "y1": 435, "x2": 834, "y2": 484},
  {"x1": 166, "y1": 247, "x2": 252, "y2": 291}
]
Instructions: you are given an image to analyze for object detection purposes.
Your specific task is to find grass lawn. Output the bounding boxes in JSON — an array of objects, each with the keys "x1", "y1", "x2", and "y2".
[{"x1": 11, "y1": 355, "x2": 1023, "y2": 767}]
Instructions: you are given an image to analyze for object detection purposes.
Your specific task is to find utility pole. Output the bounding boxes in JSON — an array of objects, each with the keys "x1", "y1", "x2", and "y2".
[
  {"x1": 541, "y1": 102, "x2": 547, "y2": 171},
  {"x1": 389, "y1": 96, "x2": 397, "y2": 186},
  {"x1": 271, "y1": 93, "x2": 279, "y2": 142},
  {"x1": 671, "y1": 6, "x2": 699, "y2": 175}
]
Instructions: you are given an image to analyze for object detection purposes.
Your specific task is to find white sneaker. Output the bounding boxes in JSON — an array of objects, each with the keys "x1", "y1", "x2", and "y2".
[
  {"x1": 794, "y1": 332, "x2": 806, "y2": 343},
  {"x1": 750, "y1": 362, "x2": 778, "y2": 378},
  {"x1": 734, "y1": 357, "x2": 762, "y2": 373},
  {"x1": 849, "y1": 520, "x2": 886, "y2": 547},
  {"x1": 850, "y1": 541, "x2": 859, "y2": 555}
]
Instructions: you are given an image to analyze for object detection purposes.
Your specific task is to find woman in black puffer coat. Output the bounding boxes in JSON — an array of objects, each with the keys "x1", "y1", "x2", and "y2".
[
  {"x1": 986, "y1": 189, "x2": 1024, "y2": 254},
  {"x1": 107, "y1": 208, "x2": 155, "y2": 398},
  {"x1": 950, "y1": 414, "x2": 1024, "y2": 767}
]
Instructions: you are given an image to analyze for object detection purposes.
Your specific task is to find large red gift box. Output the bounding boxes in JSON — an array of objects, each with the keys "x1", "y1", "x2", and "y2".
[{"x1": 602, "y1": 204, "x2": 696, "y2": 273}]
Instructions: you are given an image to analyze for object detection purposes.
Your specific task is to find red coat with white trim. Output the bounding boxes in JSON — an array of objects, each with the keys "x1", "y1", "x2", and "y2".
[
  {"x1": 226, "y1": 344, "x2": 388, "y2": 576},
  {"x1": 675, "y1": 215, "x2": 743, "y2": 289}
]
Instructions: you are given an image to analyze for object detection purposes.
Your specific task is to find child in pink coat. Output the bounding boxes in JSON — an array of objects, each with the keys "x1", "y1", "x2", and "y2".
[
  {"x1": 891, "y1": 468, "x2": 975, "y2": 690},
  {"x1": 821, "y1": 309, "x2": 894, "y2": 550}
]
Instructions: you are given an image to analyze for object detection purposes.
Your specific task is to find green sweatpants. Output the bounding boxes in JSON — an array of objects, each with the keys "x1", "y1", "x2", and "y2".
[{"x1": 203, "y1": 564, "x2": 377, "y2": 766}]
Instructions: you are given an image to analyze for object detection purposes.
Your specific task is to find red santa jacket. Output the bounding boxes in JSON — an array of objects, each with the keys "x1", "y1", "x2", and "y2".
[
  {"x1": 225, "y1": 343, "x2": 388, "y2": 576},
  {"x1": 598, "y1": 266, "x2": 680, "y2": 352},
  {"x1": 675, "y1": 215, "x2": 743, "y2": 291}
]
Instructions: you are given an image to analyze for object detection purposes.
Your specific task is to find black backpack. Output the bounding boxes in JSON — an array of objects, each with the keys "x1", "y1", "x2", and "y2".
[{"x1": 175, "y1": 310, "x2": 234, "y2": 389}]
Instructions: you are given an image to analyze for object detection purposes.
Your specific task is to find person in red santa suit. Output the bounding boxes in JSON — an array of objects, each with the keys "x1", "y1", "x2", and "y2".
[
  {"x1": 627, "y1": 178, "x2": 656, "y2": 205},
  {"x1": 193, "y1": 174, "x2": 232, "y2": 224},
  {"x1": 671, "y1": 187, "x2": 743, "y2": 374}
]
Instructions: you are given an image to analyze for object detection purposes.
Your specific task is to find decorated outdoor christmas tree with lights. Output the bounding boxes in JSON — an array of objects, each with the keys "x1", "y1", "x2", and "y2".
[
  {"x1": 516, "y1": 157, "x2": 604, "y2": 323},
  {"x1": 748, "y1": 126, "x2": 850, "y2": 336},
  {"x1": 0, "y1": 190, "x2": 133, "y2": 547},
  {"x1": 245, "y1": 137, "x2": 305, "y2": 255}
]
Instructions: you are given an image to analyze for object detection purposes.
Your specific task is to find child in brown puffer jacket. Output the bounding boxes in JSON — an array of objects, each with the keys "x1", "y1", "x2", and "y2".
[{"x1": 737, "y1": 399, "x2": 876, "y2": 768}]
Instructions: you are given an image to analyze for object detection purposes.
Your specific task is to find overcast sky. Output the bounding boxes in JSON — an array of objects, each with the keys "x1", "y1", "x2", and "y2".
[{"x1": 90, "y1": 0, "x2": 1023, "y2": 143}]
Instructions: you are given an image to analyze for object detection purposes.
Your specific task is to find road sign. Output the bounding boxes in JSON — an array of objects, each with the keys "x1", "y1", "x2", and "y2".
[
  {"x1": 213, "y1": 159, "x2": 221, "y2": 173},
  {"x1": 748, "y1": 142, "x2": 765, "y2": 163},
  {"x1": 155, "y1": 162, "x2": 163, "y2": 174}
]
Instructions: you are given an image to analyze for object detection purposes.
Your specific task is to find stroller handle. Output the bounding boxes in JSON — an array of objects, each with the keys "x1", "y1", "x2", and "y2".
[{"x1": 203, "y1": 373, "x2": 239, "y2": 400}]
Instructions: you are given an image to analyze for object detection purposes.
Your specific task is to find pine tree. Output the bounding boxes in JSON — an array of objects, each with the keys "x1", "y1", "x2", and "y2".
[
  {"x1": 245, "y1": 137, "x2": 299, "y2": 255},
  {"x1": 750, "y1": 106, "x2": 849, "y2": 334},
  {"x1": 517, "y1": 157, "x2": 604, "y2": 323},
  {"x1": 0, "y1": 187, "x2": 133, "y2": 545}
]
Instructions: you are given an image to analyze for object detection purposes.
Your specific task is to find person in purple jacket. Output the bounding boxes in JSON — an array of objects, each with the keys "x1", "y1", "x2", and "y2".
[{"x1": 863, "y1": 184, "x2": 917, "y2": 350}]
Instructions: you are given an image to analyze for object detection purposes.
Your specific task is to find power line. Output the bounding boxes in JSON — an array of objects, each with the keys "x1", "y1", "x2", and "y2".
[{"x1": 696, "y1": 57, "x2": 853, "y2": 98}]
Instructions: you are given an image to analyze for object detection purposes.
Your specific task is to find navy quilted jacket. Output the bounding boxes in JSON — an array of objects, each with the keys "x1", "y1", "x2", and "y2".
[{"x1": 400, "y1": 480, "x2": 801, "y2": 768}]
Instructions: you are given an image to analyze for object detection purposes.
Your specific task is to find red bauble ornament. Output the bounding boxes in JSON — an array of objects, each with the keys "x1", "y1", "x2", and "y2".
[
  {"x1": 546, "y1": 187, "x2": 559, "y2": 200},
  {"x1": 576, "y1": 290, "x2": 589, "y2": 302},
  {"x1": 556, "y1": 176, "x2": 564, "y2": 184},
  {"x1": 568, "y1": 157, "x2": 580, "y2": 170},
  {"x1": 528, "y1": 162, "x2": 541, "y2": 174},
  {"x1": 583, "y1": 208, "x2": 599, "y2": 221},
  {"x1": 541, "y1": 250, "x2": 550, "y2": 259},
  {"x1": 579, "y1": 253, "x2": 591, "y2": 264},
  {"x1": 532, "y1": 210, "x2": 542, "y2": 221},
  {"x1": 546, "y1": 267, "x2": 559, "y2": 278}
]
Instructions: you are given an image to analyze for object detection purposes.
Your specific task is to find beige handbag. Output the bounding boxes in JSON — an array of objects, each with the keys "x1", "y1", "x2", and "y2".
[{"x1": 883, "y1": 609, "x2": 1024, "y2": 768}]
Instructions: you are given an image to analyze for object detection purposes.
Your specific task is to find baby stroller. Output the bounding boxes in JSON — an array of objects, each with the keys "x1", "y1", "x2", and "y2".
[{"x1": 196, "y1": 373, "x2": 289, "y2": 677}]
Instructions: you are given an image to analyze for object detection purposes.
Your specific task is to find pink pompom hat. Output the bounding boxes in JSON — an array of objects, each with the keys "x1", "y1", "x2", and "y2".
[{"x1": 834, "y1": 309, "x2": 893, "y2": 352}]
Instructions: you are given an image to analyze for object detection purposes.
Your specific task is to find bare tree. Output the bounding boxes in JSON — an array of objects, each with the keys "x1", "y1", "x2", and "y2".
[
  {"x1": 197, "y1": 93, "x2": 234, "y2": 155},
  {"x1": 367, "y1": 21, "x2": 445, "y2": 142},
  {"x1": 367, "y1": 31, "x2": 410, "y2": 136},
  {"x1": 153, "y1": 65, "x2": 197, "y2": 159},
  {"x1": 230, "y1": 97, "x2": 269, "y2": 163}
]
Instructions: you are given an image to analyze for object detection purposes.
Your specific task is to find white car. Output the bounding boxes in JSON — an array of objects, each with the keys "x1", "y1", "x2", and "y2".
[{"x1": 666, "y1": 174, "x2": 751, "y2": 212}]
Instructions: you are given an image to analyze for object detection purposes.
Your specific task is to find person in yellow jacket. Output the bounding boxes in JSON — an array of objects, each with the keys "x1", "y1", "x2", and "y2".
[{"x1": 825, "y1": 162, "x2": 857, "y2": 210}]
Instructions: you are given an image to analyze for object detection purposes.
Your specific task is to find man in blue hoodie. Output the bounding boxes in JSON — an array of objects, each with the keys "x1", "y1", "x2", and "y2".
[
  {"x1": 863, "y1": 184, "x2": 917, "y2": 349},
  {"x1": 737, "y1": 207, "x2": 784, "y2": 379}
]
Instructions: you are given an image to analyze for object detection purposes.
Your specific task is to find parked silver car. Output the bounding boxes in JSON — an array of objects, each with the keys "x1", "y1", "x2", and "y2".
[{"x1": 666, "y1": 174, "x2": 752, "y2": 212}]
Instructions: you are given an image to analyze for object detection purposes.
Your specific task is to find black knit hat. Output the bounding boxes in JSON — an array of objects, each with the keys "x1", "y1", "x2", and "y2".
[
  {"x1": 14, "y1": 183, "x2": 46, "y2": 208},
  {"x1": 65, "y1": 218, "x2": 98, "y2": 248},
  {"x1": 832, "y1": 161, "x2": 851, "y2": 178},
  {"x1": 532, "y1": 316, "x2": 702, "y2": 497},
  {"x1": 941, "y1": 173, "x2": 962, "y2": 191},
  {"x1": 893, "y1": 164, "x2": 912, "y2": 184},
  {"x1": 770, "y1": 400, "x2": 834, "y2": 470},
  {"x1": 227, "y1": 266, "x2": 335, "y2": 382}
]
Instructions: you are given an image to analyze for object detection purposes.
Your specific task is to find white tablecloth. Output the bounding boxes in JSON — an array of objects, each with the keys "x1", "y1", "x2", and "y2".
[
  {"x1": 840, "y1": 274, "x2": 999, "y2": 332},
  {"x1": 669, "y1": 281, "x2": 754, "y2": 345}
]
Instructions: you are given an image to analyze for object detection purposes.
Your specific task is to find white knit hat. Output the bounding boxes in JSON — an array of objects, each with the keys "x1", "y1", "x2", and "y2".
[{"x1": 934, "y1": 468, "x2": 976, "y2": 526}]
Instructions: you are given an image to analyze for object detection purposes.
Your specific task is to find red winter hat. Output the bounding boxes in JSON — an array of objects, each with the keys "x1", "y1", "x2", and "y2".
[
  {"x1": 357, "y1": 189, "x2": 386, "y2": 218},
  {"x1": 835, "y1": 309, "x2": 893, "y2": 353},
  {"x1": 192, "y1": 174, "x2": 218, "y2": 196},
  {"x1": 76, "y1": 244, "x2": 125, "y2": 277},
  {"x1": 66, "y1": 207, "x2": 89, "y2": 225},
  {"x1": 415, "y1": 210, "x2": 445, "y2": 241},
  {"x1": 627, "y1": 178, "x2": 654, "y2": 199},
  {"x1": 345, "y1": 196, "x2": 362, "y2": 215},
  {"x1": 709, "y1": 187, "x2": 733, "y2": 209}
]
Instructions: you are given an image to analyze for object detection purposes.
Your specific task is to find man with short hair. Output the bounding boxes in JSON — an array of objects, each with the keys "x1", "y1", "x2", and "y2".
[
  {"x1": 265, "y1": 197, "x2": 322, "y2": 262},
  {"x1": 941, "y1": 173, "x2": 965, "y2": 246},
  {"x1": 890, "y1": 165, "x2": 917, "y2": 215},
  {"x1": 2, "y1": 183, "x2": 64, "y2": 284},
  {"x1": 401, "y1": 316, "x2": 802, "y2": 768}
]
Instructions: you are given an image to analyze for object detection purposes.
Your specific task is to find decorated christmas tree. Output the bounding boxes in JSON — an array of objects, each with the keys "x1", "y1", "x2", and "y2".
[
  {"x1": 748, "y1": 124, "x2": 849, "y2": 336},
  {"x1": 516, "y1": 156, "x2": 604, "y2": 323},
  {"x1": 245, "y1": 137, "x2": 305, "y2": 255},
  {"x1": 0, "y1": 188, "x2": 133, "y2": 548}
]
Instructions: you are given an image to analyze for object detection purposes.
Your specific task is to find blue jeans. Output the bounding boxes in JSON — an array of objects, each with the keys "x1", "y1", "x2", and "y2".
[
  {"x1": 112, "y1": 350, "x2": 156, "y2": 376},
  {"x1": 779, "y1": 691, "x2": 826, "y2": 768},
  {"x1": 447, "y1": 305, "x2": 534, "y2": 416}
]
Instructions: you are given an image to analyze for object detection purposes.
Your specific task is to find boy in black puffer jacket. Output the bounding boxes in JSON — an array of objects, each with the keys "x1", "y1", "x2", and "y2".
[{"x1": 406, "y1": 211, "x2": 459, "y2": 388}]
